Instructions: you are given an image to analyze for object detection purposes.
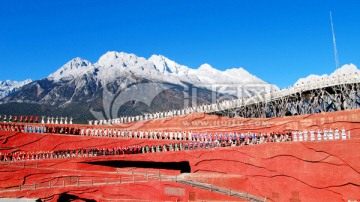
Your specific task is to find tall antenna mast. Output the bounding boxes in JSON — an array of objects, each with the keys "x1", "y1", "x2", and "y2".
[{"x1": 330, "y1": 11, "x2": 340, "y2": 69}]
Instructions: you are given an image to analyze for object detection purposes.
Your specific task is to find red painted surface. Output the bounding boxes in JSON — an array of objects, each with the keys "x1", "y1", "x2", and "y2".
[{"x1": 0, "y1": 109, "x2": 359, "y2": 201}]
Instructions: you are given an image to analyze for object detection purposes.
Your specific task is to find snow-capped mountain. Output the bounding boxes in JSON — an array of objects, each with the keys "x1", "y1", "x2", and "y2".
[
  {"x1": 48, "y1": 57, "x2": 92, "y2": 81},
  {"x1": 294, "y1": 64, "x2": 359, "y2": 86},
  {"x1": 0, "y1": 51, "x2": 278, "y2": 123},
  {"x1": 48, "y1": 51, "x2": 277, "y2": 91},
  {"x1": 0, "y1": 79, "x2": 32, "y2": 99}
]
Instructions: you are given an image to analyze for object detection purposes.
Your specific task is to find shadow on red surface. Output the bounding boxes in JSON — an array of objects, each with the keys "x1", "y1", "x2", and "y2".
[{"x1": 84, "y1": 160, "x2": 191, "y2": 173}]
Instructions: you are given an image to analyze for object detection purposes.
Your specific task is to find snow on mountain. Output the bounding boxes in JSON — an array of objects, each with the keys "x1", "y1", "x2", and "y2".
[
  {"x1": 49, "y1": 57, "x2": 92, "y2": 81},
  {"x1": 224, "y1": 67, "x2": 266, "y2": 84},
  {"x1": 330, "y1": 63, "x2": 359, "y2": 76},
  {"x1": 188, "y1": 63, "x2": 268, "y2": 86},
  {"x1": 149, "y1": 55, "x2": 190, "y2": 75},
  {"x1": 95, "y1": 51, "x2": 163, "y2": 83},
  {"x1": 47, "y1": 51, "x2": 278, "y2": 94},
  {"x1": 0, "y1": 79, "x2": 32, "y2": 99},
  {"x1": 190, "y1": 63, "x2": 221, "y2": 84},
  {"x1": 294, "y1": 64, "x2": 359, "y2": 86},
  {"x1": 148, "y1": 55, "x2": 202, "y2": 85},
  {"x1": 97, "y1": 51, "x2": 140, "y2": 68}
]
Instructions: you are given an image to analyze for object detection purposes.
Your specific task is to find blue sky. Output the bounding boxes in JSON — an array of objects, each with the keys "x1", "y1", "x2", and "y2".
[{"x1": 0, "y1": 0, "x2": 359, "y2": 88}]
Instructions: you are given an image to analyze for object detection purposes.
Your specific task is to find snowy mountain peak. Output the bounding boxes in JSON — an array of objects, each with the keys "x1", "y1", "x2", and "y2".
[
  {"x1": 97, "y1": 51, "x2": 145, "y2": 68},
  {"x1": 148, "y1": 54, "x2": 173, "y2": 73},
  {"x1": 191, "y1": 63, "x2": 269, "y2": 87},
  {"x1": 223, "y1": 67, "x2": 265, "y2": 84},
  {"x1": 224, "y1": 67, "x2": 249, "y2": 75},
  {"x1": 196, "y1": 63, "x2": 220, "y2": 76},
  {"x1": 48, "y1": 57, "x2": 91, "y2": 81},
  {"x1": 62, "y1": 57, "x2": 91, "y2": 70},
  {"x1": 0, "y1": 79, "x2": 33, "y2": 99},
  {"x1": 198, "y1": 63, "x2": 215, "y2": 71},
  {"x1": 148, "y1": 54, "x2": 189, "y2": 75},
  {"x1": 0, "y1": 79, "x2": 32, "y2": 87},
  {"x1": 46, "y1": 51, "x2": 278, "y2": 93},
  {"x1": 149, "y1": 54, "x2": 167, "y2": 62},
  {"x1": 330, "y1": 63, "x2": 359, "y2": 77},
  {"x1": 294, "y1": 64, "x2": 359, "y2": 86}
]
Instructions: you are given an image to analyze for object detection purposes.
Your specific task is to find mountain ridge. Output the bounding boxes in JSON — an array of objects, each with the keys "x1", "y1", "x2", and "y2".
[
  {"x1": 294, "y1": 63, "x2": 359, "y2": 86},
  {"x1": 47, "y1": 51, "x2": 274, "y2": 90},
  {"x1": 0, "y1": 79, "x2": 33, "y2": 99},
  {"x1": 1, "y1": 51, "x2": 357, "y2": 123},
  {"x1": 0, "y1": 51, "x2": 276, "y2": 123}
]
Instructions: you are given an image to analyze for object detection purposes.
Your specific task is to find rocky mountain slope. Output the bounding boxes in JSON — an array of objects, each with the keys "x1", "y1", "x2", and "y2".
[{"x1": 0, "y1": 51, "x2": 277, "y2": 123}]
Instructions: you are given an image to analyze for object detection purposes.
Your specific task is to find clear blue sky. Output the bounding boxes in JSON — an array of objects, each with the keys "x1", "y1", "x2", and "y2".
[{"x1": 0, "y1": 0, "x2": 359, "y2": 88}]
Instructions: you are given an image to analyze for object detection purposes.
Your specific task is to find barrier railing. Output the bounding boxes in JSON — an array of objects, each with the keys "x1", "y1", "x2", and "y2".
[
  {"x1": 0, "y1": 169, "x2": 174, "y2": 192},
  {"x1": 1, "y1": 166, "x2": 267, "y2": 201},
  {"x1": 175, "y1": 177, "x2": 267, "y2": 202}
]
